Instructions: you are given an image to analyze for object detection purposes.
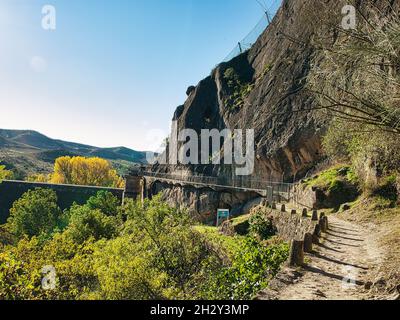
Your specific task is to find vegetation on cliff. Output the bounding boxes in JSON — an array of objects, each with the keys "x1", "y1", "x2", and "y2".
[{"x1": 308, "y1": 2, "x2": 400, "y2": 190}]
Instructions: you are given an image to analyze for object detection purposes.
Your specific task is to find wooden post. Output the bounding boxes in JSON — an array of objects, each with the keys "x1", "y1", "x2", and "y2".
[
  {"x1": 291, "y1": 209, "x2": 297, "y2": 215},
  {"x1": 302, "y1": 208, "x2": 308, "y2": 218},
  {"x1": 271, "y1": 202, "x2": 277, "y2": 210},
  {"x1": 281, "y1": 204, "x2": 286, "y2": 212},
  {"x1": 238, "y1": 42, "x2": 243, "y2": 53},
  {"x1": 289, "y1": 240, "x2": 304, "y2": 267},
  {"x1": 319, "y1": 216, "x2": 328, "y2": 233},
  {"x1": 304, "y1": 233, "x2": 313, "y2": 253},
  {"x1": 312, "y1": 210, "x2": 318, "y2": 221},
  {"x1": 312, "y1": 224, "x2": 321, "y2": 244}
]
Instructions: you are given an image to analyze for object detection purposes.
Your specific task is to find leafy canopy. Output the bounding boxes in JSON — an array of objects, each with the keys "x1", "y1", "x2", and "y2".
[
  {"x1": 50, "y1": 156, "x2": 124, "y2": 188},
  {"x1": 6, "y1": 188, "x2": 62, "y2": 240}
]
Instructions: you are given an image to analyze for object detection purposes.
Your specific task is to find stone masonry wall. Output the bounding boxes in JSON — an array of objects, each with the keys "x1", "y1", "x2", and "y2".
[
  {"x1": 251, "y1": 205, "x2": 317, "y2": 241},
  {"x1": 271, "y1": 210, "x2": 316, "y2": 242}
]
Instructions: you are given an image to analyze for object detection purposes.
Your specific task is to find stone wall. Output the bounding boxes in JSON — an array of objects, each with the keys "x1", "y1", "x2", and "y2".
[
  {"x1": 0, "y1": 180, "x2": 124, "y2": 224},
  {"x1": 251, "y1": 205, "x2": 317, "y2": 241},
  {"x1": 271, "y1": 210, "x2": 316, "y2": 242},
  {"x1": 293, "y1": 184, "x2": 317, "y2": 210}
]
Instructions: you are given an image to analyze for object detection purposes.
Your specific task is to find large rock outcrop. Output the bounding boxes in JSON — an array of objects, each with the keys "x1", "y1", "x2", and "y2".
[
  {"x1": 150, "y1": 0, "x2": 398, "y2": 214},
  {"x1": 154, "y1": 0, "x2": 345, "y2": 180}
]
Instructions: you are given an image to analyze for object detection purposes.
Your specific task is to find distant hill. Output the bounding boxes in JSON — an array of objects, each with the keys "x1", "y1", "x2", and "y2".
[{"x1": 0, "y1": 129, "x2": 148, "y2": 178}]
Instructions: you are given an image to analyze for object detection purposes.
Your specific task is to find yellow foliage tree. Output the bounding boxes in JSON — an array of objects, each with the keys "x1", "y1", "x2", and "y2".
[
  {"x1": 26, "y1": 173, "x2": 51, "y2": 183},
  {"x1": 50, "y1": 156, "x2": 124, "y2": 188},
  {"x1": 0, "y1": 165, "x2": 13, "y2": 181}
]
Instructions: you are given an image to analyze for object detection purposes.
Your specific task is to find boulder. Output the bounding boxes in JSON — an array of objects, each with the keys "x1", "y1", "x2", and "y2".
[
  {"x1": 241, "y1": 197, "x2": 264, "y2": 215},
  {"x1": 341, "y1": 203, "x2": 351, "y2": 212},
  {"x1": 186, "y1": 86, "x2": 196, "y2": 96},
  {"x1": 219, "y1": 220, "x2": 235, "y2": 236}
]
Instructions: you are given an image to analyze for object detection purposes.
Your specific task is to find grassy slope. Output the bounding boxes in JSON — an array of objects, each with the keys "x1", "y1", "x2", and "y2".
[{"x1": 194, "y1": 215, "x2": 252, "y2": 258}]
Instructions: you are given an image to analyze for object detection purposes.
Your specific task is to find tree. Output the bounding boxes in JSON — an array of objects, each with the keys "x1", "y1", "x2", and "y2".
[
  {"x1": 50, "y1": 156, "x2": 124, "y2": 188},
  {"x1": 26, "y1": 173, "x2": 50, "y2": 183},
  {"x1": 307, "y1": 3, "x2": 400, "y2": 135},
  {"x1": 122, "y1": 197, "x2": 221, "y2": 298},
  {"x1": 302, "y1": 3, "x2": 400, "y2": 183},
  {"x1": 86, "y1": 191, "x2": 120, "y2": 216},
  {"x1": 64, "y1": 205, "x2": 118, "y2": 244},
  {"x1": 0, "y1": 165, "x2": 13, "y2": 181},
  {"x1": 6, "y1": 188, "x2": 62, "y2": 239},
  {"x1": 91, "y1": 235, "x2": 166, "y2": 300}
]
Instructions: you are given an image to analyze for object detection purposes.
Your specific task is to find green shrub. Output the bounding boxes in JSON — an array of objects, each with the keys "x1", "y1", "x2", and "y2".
[
  {"x1": 206, "y1": 238, "x2": 289, "y2": 300},
  {"x1": 0, "y1": 234, "x2": 98, "y2": 300},
  {"x1": 64, "y1": 205, "x2": 118, "y2": 244},
  {"x1": 372, "y1": 174, "x2": 398, "y2": 207},
  {"x1": 0, "y1": 250, "x2": 41, "y2": 300},
  {"x1": 249, "y1": 211, "x2": 276, "y2": 240},
  {"x1": 6, "y1": 188, "x2": 62, "y2": 239},
  {"x1": 86, "y1": 191, "x2": 120, "y2": 216},
  {"x1": 328, "y1": 179, "x2": 346, "y2": 193},
  {"x1": 90, "y1": 235, "x2": 166, "y2": 300},
  {"x1": 223, "y1": 67, "x2": 254, "y2": 110},
  {"x1": 0, "y1": 195, "x2": 290, "y2": 301}
]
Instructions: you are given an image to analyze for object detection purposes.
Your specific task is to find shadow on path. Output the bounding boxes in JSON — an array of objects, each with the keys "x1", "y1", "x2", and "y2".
[
  {"x1": 303, "y1": 265, "x2": 365, "y2": 286},
  {"x1": 329, "y1": 225, "x2": 358, "y2": 233},
  {"x1": 326, "y1": 231, "x2": 364, "y2": 242},
  {"x1": 316, "y1": 242, "x2": 343, "y2": 253},
  {"x1": 312, "y1": 252, "x2": 369, "y2": 270},
  {"x1": 321, "y1": 236, "x2": 361, "y2": 248}
]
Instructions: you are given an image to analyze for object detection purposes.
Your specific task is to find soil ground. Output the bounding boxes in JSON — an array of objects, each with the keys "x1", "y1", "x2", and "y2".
[{"x1": 257, "y1": 201, "x2": 400, "y2": 300}]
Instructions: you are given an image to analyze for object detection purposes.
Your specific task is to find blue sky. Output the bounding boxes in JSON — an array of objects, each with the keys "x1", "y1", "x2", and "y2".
[{"x1": 0, "y1": 0, "x2": 281, "y2": 151}]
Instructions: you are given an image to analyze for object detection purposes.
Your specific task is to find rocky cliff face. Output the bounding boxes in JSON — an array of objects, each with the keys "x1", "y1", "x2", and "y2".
[
  {"x1": 152, "y1": 181, "x2": 261, "y2": 223},
  {"x1": 150, "y1": 0, "x2": 397, "y2": 217},
  {"x1": 156, "y1": 0, "x2": 349, "y2": 181}
]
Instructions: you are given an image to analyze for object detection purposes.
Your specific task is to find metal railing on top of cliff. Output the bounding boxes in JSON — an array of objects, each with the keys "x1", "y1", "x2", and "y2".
[
  {"x1": 141, "y1": 171, "x2": 296, "y2": 203},
  {"x1": 222, "y1": 0, "x2": 282, "y2": 63}
]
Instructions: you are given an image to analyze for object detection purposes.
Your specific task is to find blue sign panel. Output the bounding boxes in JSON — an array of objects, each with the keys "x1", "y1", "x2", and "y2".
[{"x1": 216, "y1": 209, "x2": 230, "y2": 226}]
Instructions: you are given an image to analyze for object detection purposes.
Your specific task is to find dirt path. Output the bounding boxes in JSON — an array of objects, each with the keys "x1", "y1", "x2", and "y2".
[{"x1": 276, "y1": 216, "x2": 384, "y2": 300}]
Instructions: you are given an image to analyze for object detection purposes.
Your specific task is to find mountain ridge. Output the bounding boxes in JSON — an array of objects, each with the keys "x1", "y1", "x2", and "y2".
[{"x1": 0, "y1": 129, "x2": 148, "y2": 178}]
